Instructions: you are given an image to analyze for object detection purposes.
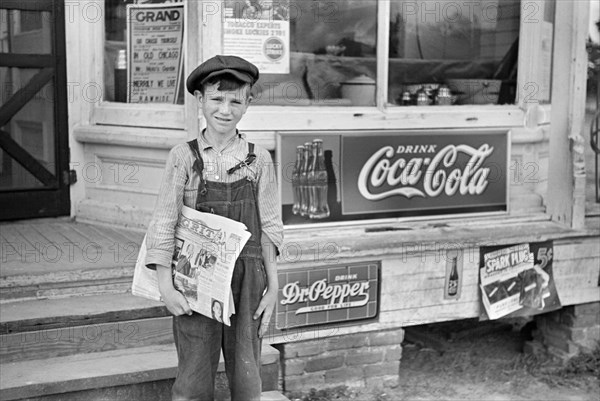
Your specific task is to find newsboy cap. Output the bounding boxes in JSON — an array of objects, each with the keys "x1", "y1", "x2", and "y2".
[{"x1": 186, "y1": 55, "x2": 259, "y2": 94}]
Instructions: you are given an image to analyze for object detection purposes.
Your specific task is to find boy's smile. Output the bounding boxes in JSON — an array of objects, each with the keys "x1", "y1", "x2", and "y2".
[{"x1": 197, "y1": 83, "x2": 250, "y2": 139}]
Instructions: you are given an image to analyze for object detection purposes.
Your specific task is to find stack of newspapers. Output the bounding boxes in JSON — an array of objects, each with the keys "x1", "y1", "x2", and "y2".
[{"x1": 132, "y1": 206, "x2": 251, "y2": 326}]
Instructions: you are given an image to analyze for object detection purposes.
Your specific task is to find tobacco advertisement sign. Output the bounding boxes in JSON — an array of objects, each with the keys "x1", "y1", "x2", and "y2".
[{"x1": 223, "y1": 0, "x2": 290, "y2": 74}]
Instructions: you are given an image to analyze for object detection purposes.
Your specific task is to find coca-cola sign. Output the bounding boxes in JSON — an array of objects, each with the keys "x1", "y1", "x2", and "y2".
[
  {"x1": 276, "y1": 262, "x2": 379, "y2": 329},
  {"x1": 277, "y1": 130, "x2": 508, "y2": 224},
  {"x1": 342, "y1": 130, "x2": 508, "y2": 215}
]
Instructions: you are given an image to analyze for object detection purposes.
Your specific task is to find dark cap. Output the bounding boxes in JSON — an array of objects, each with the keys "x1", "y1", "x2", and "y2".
[{"x1": 186, "y1": 55, "x2": 259, "y2": 94}]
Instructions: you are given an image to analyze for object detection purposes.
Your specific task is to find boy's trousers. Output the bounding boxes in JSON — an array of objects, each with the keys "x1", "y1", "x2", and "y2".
[{"x1": 171, "y1": 254, "x2": 266, "y2": 401}]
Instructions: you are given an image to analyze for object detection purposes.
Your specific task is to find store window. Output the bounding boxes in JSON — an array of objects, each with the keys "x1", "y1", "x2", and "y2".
[
  {"x1": 222, "y1": 1, "x2": 378, "y2": 106},
  {"x1": 388, "y1": 0, "x2": 520, "y2": 106},
  {"x1": 104, "y1": 0, "x2": 184, "y2": 104},
  {"x1": 222, "y1": 0, "x2": 530, "y2": 108}
]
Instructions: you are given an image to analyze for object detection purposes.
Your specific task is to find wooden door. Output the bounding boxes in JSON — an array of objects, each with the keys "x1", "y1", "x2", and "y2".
[{"x1": 0, "y1": 0, "x2": 69, "y2": 220}]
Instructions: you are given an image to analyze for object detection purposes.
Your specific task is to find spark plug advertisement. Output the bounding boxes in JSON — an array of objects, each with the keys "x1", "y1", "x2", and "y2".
[{"x1": 479, "y1": 241, "x2": 561, "y2": 320}]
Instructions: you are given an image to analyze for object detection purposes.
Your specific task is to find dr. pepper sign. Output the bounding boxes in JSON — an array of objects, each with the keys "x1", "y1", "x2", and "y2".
[
  {"x1": 341, "y1": 130, "x2": 509, "y2": 215},
  {"x1": 276, "y1": 262, "x2": 380, "y2": 329}
]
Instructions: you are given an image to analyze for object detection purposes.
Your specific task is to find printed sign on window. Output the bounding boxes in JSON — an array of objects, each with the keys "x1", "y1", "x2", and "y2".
[
  {"x1": 223, "y1": 0, "x2": 290, "y2": 74},
  {"x1": 126, "y1": 3, "x2": 184, "y2": 103}
]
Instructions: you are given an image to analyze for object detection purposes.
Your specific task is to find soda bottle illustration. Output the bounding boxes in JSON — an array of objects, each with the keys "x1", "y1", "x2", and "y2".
[
  {"x1": 299, "y1": 142, "x2": 311, "y2": 217},
  {"x1": 308, "y1": 139, "x2": 330, "y2": 219},
  {"x1": 325, "y1": 149, "x2": 337, "y2": 217},
  {"x1": 447, "y1": 256, "x2": 459, "y2": 297},
  {"x1": 292, "y1": 145, "x2": 304, "y2": 215}
]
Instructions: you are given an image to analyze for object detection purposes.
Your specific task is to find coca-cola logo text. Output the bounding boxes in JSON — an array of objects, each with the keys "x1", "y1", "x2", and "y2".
[{"x1": 357, "y1": 144, "x2": 494, "y2": 200}]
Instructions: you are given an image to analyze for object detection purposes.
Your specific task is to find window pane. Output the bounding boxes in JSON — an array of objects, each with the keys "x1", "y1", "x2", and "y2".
[
  {"x1": 247, "y1": 0, "x2": 378, "y2": 106},
  {"x1": 0, "y1": 67, "x2": 56, "y2": 190},
  {"x1": 0, "y1": 9, "x2": 52, "y2": 54},
  {"x1": 104, "y1": 0, "x2": 184, "y2": 104},
  {"x1": 388, "y1": 0, "x2": 520, "y2": 106}
]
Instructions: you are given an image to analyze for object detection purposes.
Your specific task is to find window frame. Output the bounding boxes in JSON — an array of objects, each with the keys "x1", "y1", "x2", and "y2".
[
  {"x1": 88, "y1": 1, "x2": 551, "y2": 133},
  {"x1": 233, "y1": 0, "x2": 548, "y2": 132},
  {"x1": 90, "y1": 0, "x2": 197, "y2": 134}
]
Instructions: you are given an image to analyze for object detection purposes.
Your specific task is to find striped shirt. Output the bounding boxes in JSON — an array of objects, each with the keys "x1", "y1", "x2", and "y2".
[{"x1": 145, "y1": 131, "x2": 283, "y2": 269}]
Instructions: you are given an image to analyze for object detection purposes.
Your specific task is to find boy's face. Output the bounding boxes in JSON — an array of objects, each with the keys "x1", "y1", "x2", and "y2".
[{"x1": 196, "y1": 82, "x2": 250, "y2": 137}]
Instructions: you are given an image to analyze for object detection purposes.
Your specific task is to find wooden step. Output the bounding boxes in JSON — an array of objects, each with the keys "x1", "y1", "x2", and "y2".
[
  {"x1": 0, "y1": 220, "x2": 144, "y2": 302},
  {"x1": 1, "y1": 293, "x2": 167, "y2": 334},
  {"x1": 1, "y1": 293, "x2": 171, "y2": 362},
  {"x1": 0, "y1": 343, "x2": 281, "y2": 401},
  {"x1": 262, "y1": 391, "x2": 291, "y2": 401},
  {"x1": 0, "y1": 267, "x2": 135, "y2": 301},
  {"x1": 1, "y1": 315, "x2": 174, "y2": 363}
]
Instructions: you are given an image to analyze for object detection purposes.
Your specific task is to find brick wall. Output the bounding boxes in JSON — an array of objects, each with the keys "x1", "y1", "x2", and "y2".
[
  {"x1": 275, "y1": 328, "x2": 404, "y2": 392},
  {"x1": 533, "y1": 302, "x2": 600, "y2": 360}
]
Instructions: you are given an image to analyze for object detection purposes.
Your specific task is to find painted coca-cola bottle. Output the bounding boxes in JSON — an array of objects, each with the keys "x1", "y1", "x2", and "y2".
[
  {"x1": 291, "y1": 145, "x2": 304, "y2": 215},
  {"x1": 299, "y1": 142, "x2": 312, "y2": 217},
  {"x1": 308, "y1": 139, "x2": 330, "y2": 219}
]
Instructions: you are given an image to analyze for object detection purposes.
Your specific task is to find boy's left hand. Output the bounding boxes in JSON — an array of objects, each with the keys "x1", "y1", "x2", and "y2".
[{"x1": 253, "y1": 287, "x2": 277, "y2": 338}]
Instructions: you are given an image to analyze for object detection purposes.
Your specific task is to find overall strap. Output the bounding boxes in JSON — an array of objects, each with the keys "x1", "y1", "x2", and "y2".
[
  {"x1": 187, "y1": 139, "x2": 208, "y2": 195},
  {"x1": 227, "y1": 142, "x2": 256, "y2": 175}
]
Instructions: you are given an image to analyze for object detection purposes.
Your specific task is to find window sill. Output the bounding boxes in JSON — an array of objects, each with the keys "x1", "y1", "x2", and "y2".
[
  {"x1": 74, "y1": 124, "x2": 187, "y2": 149},
  {"x1": 240, "y1": 104, "x2": 527, "y2": 131},
  {"x1": 91, "y1": 101, "x2": 185, "y2": 130}
]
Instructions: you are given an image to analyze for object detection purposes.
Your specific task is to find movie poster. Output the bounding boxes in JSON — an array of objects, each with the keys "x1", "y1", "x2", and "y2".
[{"x1": 126, "y1": 3, "x2": 184, "y2": 103}]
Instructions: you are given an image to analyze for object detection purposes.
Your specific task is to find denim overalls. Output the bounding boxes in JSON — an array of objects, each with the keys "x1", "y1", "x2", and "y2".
[{"x1": 171, "y1": 139, "x2": 267, "y2": 401}]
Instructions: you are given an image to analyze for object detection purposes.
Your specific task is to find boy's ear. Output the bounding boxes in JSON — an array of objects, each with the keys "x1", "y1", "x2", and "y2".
[{"x1": 194, "y1": 89, "x2": 203, "y2": 102}]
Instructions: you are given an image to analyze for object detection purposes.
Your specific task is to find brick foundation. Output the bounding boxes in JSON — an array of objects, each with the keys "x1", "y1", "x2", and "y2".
[
  {"x1": 275, "y1": 328, "x2": 404, "y2": 392},
  {"x1": 532, "y1": 302, "x2": 600, "y2": 360}
]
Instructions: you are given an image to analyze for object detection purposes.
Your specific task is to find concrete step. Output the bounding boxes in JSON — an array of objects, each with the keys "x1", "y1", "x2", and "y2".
[{"x1": 0, "y1": 343, "x2": 281, "y2": 401}]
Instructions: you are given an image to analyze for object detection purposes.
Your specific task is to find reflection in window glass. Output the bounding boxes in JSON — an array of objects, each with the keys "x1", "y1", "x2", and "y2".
[
  {"x1": 388, "y1": 0, "x2": 520, "y2": 106},
  {"x1": 251, "y1": 1, "x2": 378, "y2": 106},
  {"x1": 104, "y1": 0, "x2": 184, "y2": 104},
  {"x1": 0, "y1": 9, "x2": 52, "y2": 54}
]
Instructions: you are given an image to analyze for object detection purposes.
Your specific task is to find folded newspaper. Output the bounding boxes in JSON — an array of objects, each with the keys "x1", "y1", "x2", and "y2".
[{"x1": 132, "y1": 206, "x2": 252, "y2": 326}]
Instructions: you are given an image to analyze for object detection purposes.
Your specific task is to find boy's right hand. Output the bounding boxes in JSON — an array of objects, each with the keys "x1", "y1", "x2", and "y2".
[
  {"x1": 154, "y1": 264, "x2": 192, "y2": 316},
  {"x1": 161, "y1": 288, "x2": 193, "y2": 316}
]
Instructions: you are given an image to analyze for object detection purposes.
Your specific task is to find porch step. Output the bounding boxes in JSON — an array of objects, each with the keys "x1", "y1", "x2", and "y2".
[
  {"x1": 0, "y1": 343, "x2": 281, "y2": 401},
  {"x1": 0, "y1": 264, "x2": 136, "y2": 302},
  {"x1": 0, "y1": 220, "x2": 144, "y2": 302},
  {"x1": 262, "y1": 391, "x2": 291, "y2": 401},
  {"x1": 1, "y1": 315, "x2": 174, "y2": 363},
  {"x1": 1, "y1": 293, "x2": 167, "y2": 334},
  {"x1": 1, "y1": 293, "x2": 172, "y2": 362}
]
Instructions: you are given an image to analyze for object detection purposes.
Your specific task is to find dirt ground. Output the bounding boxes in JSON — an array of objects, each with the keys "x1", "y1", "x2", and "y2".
[{"x1": 287, "y1": 319, "x2": 600, "y2": 401}]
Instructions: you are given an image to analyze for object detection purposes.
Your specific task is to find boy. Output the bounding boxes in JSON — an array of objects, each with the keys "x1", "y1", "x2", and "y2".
[{"x1": 144, "y1": 55, "x2": 283, "y2": 401}]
